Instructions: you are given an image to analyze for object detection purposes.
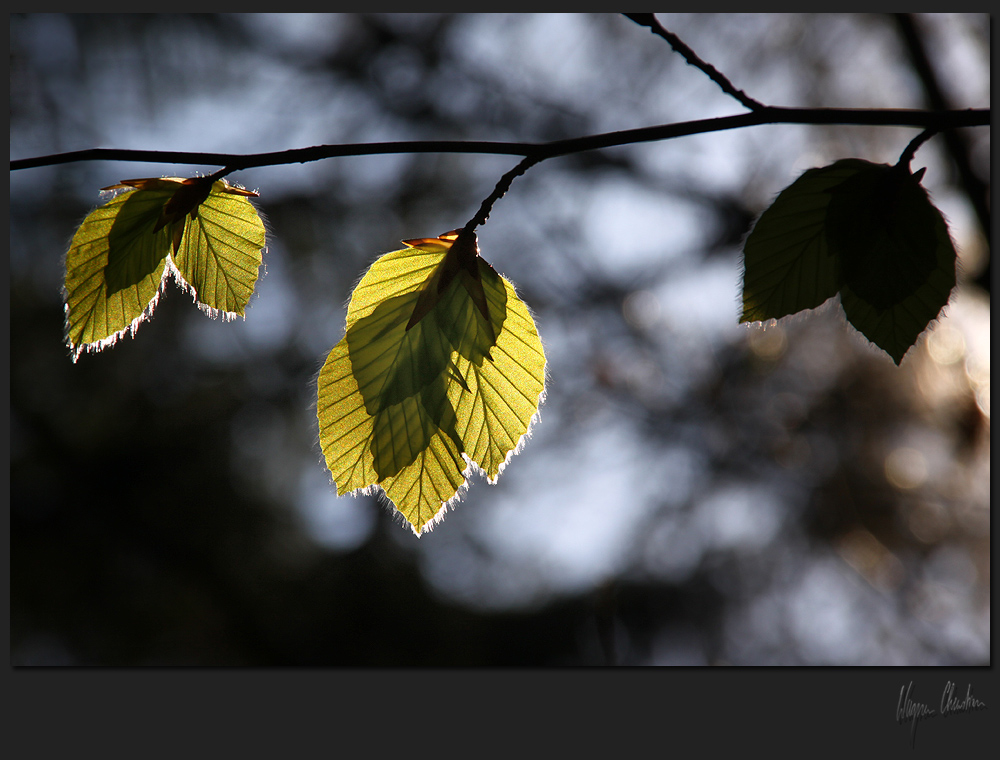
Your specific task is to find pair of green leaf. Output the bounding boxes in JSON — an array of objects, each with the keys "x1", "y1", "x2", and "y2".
[
  {"x1": 740, "y1": 158, "x2": 957, "y2": 364},
  {"x1": 63, "y1": 177, "x2": 545, "y2": 534},
  {"x1": 64, "y1": 176, "x2": 266, "y2": 360},
  {"x1": 316, "y1": 230, "x2": 547, "y2": 535}
]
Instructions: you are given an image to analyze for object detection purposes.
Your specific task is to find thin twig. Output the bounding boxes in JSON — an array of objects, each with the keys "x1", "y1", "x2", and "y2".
[
  {"x1": 9, "y1": 141, "x2": 532, "y2": 172},
  {"x1": 9, "y1": 107, "x2": 988, "y2": 173},
  {"x1": 624, "y1": 14, "x2": 765, "y2": 111},
  {"x1": 464, "y1": 155, "x2": 542, "y2": 233}
]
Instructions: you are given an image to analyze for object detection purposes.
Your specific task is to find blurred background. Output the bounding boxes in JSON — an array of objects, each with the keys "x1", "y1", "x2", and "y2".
[{"x1": 10, "y1": 13, "x2": 990, "y2": 665}]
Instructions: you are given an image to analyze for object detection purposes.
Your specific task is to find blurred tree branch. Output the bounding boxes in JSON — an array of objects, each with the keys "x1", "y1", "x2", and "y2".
[{"x1": 891, "y1": 13, "x2": 991, "y2": 292}]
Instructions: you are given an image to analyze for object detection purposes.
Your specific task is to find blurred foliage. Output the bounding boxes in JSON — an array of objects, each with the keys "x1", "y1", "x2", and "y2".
[{"x1": 10, "y1": 13, "x2": 990, "y2": 665}]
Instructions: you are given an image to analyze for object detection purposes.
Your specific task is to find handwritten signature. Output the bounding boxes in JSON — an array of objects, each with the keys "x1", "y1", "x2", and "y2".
[{"x1": 896, "y1": 681, "x2": 987, "y2": 747}]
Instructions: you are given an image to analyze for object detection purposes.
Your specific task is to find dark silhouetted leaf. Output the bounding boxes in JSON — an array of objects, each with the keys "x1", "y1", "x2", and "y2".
[
  {"x1": 741, "y1": 158, "x2": 957, "y2": 364},
  {"x1": 837, "y1": 171, "x2": 957, "y2": 364},
  {"x1": 741, "y1": 160, "x2": 868, "y2": 322}
]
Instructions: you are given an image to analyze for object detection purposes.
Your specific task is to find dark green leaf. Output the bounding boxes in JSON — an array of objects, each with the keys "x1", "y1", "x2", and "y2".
[
  {"x1": 741, "y1": 159, "x2": 869, "y2": 323},
  {"x1": 838, "y1": 182, "x2": 957, "y2": 364},
  {"x1": 741, "y1": 158, "x2": 957, "y2": 364}
]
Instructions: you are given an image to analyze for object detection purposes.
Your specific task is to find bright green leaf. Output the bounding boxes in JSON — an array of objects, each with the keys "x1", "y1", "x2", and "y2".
[
  {"x1": 64, "y1": 177, "x2": 266, "y2": 360},
  {"x1": 173, "y1": 183, "x2": 268, "y2": 317},
  {"x1": 317, "y1": 230, "x2": 546, "y2": 535},
  {"x1": 64, "y1": 187, "x2": 173, "y2": 357}
]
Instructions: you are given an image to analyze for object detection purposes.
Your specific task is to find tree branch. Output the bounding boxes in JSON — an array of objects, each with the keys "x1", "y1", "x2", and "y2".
[
  {"x1": 9, "y1": 106, "x2": 989, "y2": 174},
  {"x1": 624, "y1": 14, "x2": 765, "y2": 111}
]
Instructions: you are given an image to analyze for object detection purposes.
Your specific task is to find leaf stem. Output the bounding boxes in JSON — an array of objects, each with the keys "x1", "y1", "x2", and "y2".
[
  {"x1": 464, "y1": 155, "x2": 542, "y2": 233},
  {"x1": 897, "y1": 128, "x2": 938, "y2": 171}
]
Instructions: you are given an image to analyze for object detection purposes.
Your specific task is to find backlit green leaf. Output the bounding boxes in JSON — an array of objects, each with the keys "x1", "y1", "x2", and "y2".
[
  {"x1": 64, "y1": 177, "x2": 266, "y2": 360},
  {"x1": 317, "y1": 230, "x2": 546, "y2": 535},
  {"x1": 173, "y1": 183, "x2": 268, "y2": 317}
]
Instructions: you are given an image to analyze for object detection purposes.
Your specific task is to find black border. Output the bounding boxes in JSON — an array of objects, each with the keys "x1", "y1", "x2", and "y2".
[{"x1": 8, "y1": 667, "x2": 994, "y2": 753}]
